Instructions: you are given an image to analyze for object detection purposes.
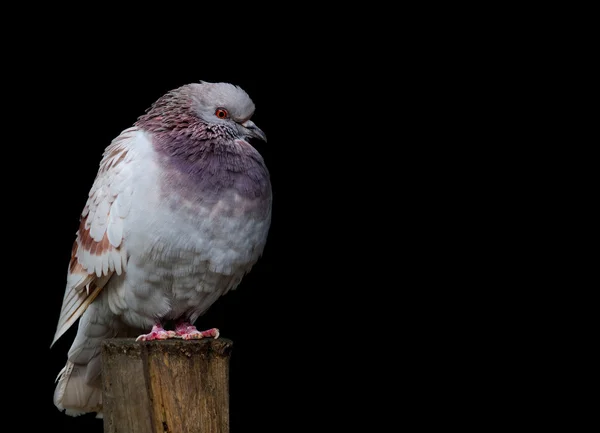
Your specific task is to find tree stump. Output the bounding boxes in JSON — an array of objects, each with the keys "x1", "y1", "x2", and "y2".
[{"x1": 101, "y1": 338, "x2": 233, "y2": 433}]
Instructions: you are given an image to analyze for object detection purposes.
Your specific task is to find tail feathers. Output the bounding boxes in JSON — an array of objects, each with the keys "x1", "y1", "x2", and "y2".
[
  {"x1": 54, "y1": 361, "x2": 103, "y2": 417},
  {"x1": 54, "y1": 299, "x2": 117, "y2": 416}
]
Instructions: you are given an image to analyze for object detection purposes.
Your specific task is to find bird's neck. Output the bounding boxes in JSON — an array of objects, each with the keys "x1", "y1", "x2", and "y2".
[{"x1": 150, "y1": 130, "x2": 270, "y2": 200}]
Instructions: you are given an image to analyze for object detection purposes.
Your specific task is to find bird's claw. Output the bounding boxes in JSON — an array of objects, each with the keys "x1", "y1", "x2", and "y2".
[
  {"x1": 176, "y1": 325, "x2": 220, "y2": 340},
  {"x1": 135, "y1": 325, "x2": 177, "y2": 341}
]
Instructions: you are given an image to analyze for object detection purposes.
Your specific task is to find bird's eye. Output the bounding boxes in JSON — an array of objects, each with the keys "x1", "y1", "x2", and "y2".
[{"x1": 215, "y1": 108, "x2": 228, "y2": 119}]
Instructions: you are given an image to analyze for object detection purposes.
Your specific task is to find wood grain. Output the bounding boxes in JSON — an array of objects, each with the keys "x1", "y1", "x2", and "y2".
[{"x1": 102, "y1": 338, "x2": 233, "y2": 433}]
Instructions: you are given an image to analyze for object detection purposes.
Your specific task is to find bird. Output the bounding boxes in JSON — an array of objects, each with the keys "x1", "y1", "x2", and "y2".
[{"x1": 51, "y1": 81, "x2": 272, "y2": 417}]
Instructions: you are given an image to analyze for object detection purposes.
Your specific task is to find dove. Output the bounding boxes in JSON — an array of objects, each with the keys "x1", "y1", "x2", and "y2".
[{"x1": 51, "y1": 81, "x2": 271, "y2": 417}]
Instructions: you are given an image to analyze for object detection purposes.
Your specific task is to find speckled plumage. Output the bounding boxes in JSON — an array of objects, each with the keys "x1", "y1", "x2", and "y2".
[{"x1": 52, "y1": 81, "x2": 271, "y2": 417}]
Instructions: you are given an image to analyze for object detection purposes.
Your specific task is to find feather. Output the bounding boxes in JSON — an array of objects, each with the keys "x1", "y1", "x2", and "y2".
[
  {"x1": 111, "y1": 250, "x2": 122, "y2": 275},
  {"x1": 102, "y1": 253, "x2": 109, "y2": 276},
  {"x1": 107, "y1": 210, "x2": 123, "y2": 247},
  {"x1": 52, "y1": 282, "x2": 102, "y2": 347},
  {"x1": 115, "y1": 188, "x2": 132, "y2": 217}
]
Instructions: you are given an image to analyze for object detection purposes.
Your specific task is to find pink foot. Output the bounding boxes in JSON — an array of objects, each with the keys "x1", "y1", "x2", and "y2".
[
  {"x1": 135, "y1": 324, "x2": 177, "y2": 342},
  {"x1": 175, "y1": 323, "x2": 220, "y2": 340}
]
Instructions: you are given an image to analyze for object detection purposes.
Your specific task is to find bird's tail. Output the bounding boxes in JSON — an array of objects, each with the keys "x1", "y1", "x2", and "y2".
[
  {"x1": 54, "y1": 304, "x2": 117, "y2": 417},
  {"x1": 54, "y1": 360, "x2": 103, "y2": 417}
]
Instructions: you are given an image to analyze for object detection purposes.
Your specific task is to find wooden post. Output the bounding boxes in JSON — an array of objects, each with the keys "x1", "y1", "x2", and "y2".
[{"x1": 101, "y1": 338, "x2": 233, "y2": 433}]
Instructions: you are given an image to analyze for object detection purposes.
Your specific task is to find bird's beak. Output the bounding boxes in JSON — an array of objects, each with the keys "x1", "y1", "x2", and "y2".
[{"x1": 241, "y1": 120, "x2": 267, "y2": 143}]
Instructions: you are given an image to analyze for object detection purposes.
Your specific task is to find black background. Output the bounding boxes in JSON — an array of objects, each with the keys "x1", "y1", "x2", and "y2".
[{"x1": 4, "y1": 11, "x2": 556, "y2": 431}]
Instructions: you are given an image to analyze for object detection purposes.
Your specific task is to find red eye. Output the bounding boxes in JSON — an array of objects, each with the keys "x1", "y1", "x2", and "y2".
[{"x1": 215, "y1": 108, "x2": 228, "y2": 119}]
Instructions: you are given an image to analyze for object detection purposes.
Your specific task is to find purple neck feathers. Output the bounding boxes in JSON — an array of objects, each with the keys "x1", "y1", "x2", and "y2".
[{"x1": 135, "y1": 91, "x2": 270, "y2": 200}]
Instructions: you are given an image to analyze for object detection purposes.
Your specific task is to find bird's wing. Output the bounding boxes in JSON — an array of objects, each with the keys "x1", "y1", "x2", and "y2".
[{"x1": 52, "y1": 128, "x2": 140, "y2": 347}]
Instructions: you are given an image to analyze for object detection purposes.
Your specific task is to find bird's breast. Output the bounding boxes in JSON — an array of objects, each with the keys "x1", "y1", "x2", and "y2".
[{"x1": 125, "y1": 184, "x2": 271, "y2": 275}]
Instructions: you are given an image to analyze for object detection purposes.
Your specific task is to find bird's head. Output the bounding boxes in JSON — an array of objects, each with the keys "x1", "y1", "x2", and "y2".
[
  {"x1": 137, "y1": 81, "x2": 267, "y2": 144},
  {"x1": 190, "y1": 81, "x2": 267, "y2": 143}
]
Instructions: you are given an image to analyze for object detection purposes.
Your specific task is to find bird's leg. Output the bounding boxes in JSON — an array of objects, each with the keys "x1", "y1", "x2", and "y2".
[
  {"x1": 175, "y1": 322, "x2": 220, "y2": 340},
  {"x1": 135, "y1": 323, "x2": 177, "y2": 342}
]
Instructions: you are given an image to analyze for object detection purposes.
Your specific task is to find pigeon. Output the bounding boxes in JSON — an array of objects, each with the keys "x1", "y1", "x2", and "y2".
[{"x1": 51, "y1": 81, "x2": 272, "y2": 417}]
